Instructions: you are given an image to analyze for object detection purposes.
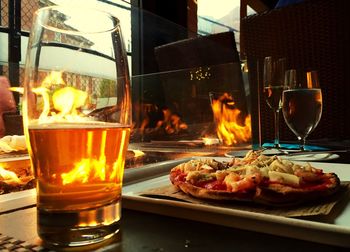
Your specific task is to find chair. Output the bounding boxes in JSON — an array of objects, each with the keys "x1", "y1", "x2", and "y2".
[{"x1": 241, "y1": 0, "x2": 350, "y2": 144}]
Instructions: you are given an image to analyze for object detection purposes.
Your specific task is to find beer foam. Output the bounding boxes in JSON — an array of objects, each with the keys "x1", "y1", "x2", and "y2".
[{"x1": 28, "y1": 121, "x2": 129, "y2": 129}]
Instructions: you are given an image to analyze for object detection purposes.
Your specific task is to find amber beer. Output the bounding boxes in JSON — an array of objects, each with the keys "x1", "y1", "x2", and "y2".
[{"x1": 28, "y1": 123, "x2": 130, "y2": 245}]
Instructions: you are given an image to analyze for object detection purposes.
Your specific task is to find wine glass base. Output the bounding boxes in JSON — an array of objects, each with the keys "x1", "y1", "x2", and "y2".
[{"x1": 224, "y1": 142, "x2": 332, "y2": 158}]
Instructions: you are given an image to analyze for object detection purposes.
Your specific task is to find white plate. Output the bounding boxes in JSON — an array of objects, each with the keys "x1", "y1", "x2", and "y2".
[
  {"x1": 225, "y1": 149, "x2": 340, "y2": 162},
  {"x1": 225, "y1": 149, "x2": 299, "y2": 157},
  {"x1": 280, "y1": 153, "x2": 340, "y2": 162},
  {"x1": 123, "y1": 161, "x2": 350, "y2": 248}
]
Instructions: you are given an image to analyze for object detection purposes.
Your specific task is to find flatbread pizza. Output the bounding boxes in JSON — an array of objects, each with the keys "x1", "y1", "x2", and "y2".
[{"x1": 170, "y1": 151, "x2": 340, "y2": 206}]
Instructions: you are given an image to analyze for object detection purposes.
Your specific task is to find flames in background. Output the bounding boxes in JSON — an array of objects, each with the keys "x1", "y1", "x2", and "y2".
[
  {"x1": 138, "y1": 104, "x2": 188, "y2": 136},
  {"x1": 210, "y1": 93, "x2": 251, "y2": 146},
  {"x1": 136, "y1": 92, "x2": 251, "y2": 146}
]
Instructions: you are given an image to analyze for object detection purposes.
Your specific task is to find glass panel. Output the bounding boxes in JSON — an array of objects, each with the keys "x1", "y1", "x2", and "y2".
[
  {"x1": 197, "y1": 0, "x2": 256, "y2": 52},
  {"x1": 1, "y1": 4, "x2": 253, "y2": 169},
  {"x1": 197, "y1": 0, "x2": 240, "y2": 46}
]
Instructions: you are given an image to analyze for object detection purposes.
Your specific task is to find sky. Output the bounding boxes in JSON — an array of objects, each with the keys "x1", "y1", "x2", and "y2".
[{"x1": 198, "y1": 0, "x2": 241, "y2": 19}]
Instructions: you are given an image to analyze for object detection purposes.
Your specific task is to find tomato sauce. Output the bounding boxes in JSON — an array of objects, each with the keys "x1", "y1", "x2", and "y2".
[{"x1": 203, "y1": 180, "x2": 227, "y2": 191}]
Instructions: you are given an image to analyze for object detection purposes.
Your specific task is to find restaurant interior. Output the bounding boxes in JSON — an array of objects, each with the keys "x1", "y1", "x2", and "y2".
[{"x1": 1, "y1": 0, "x2": 350, "y2": 251}]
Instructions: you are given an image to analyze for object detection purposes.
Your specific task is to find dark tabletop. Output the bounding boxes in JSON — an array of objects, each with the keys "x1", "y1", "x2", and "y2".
[
  {"x1": 0, "y1": 205, "x2": 349, "y2": 252},
  {"x1": 1, "y1": 148, "x2": 350, "y2": 251}
]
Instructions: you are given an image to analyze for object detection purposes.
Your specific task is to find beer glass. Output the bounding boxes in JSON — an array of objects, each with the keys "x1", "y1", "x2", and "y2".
[
  {"x1": 282, "y1": 70, "x2": 322, "y2": 151},
  {"x1": 22, "y1": 6, "x2": 131, "y2": 247}
]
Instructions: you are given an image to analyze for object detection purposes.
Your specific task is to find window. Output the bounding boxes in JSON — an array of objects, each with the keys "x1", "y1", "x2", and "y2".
[
  {"x1": 197, "y1": 0, "x2": 256, "y2": 52},
  {"x1": 46, "y1": 0, "x2": 132, "y2": 71}
]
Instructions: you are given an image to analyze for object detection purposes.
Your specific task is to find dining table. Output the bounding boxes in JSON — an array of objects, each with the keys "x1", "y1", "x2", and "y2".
[{"x1": 1, "y1": 146, "x2": 350, "y2": 251}]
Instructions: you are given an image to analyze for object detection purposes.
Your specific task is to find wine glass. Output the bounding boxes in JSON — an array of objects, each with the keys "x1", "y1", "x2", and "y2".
[
  {"x1": 282, "y1": 69, "x2": 322, "y2": 151},
  {"x1": 22, "y1": 6, "x2": 131, "y2": 247},
  {"x1": 263, "y1": 56, "x2": 286, "y2": 148}
]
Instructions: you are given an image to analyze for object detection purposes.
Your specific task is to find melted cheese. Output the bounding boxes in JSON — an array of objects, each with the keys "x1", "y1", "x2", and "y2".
[
  {"x1": 268, "y1": 171, "x2": 300, "y2": 186},
  {"x1": 182, "y1": 153, "x2": 321, "y2": 188},
  {"x1": 186, "y1": 171, "x2": 215, "y2": 184}
]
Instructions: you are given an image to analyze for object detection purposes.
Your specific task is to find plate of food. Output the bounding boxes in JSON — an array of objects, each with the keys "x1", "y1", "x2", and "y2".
[
  {"x1": 0, "y1": 135, "x2": 27, "y2": 155},
  {"x1": 169, "y1": 150, "x2": 340, "y2": 206},
  {"x1": 0, "y1": 135, "x2": 33, "y2": 196},
  {"x1": 122, "y1": 151, "x2": 350, "y2": 247}
]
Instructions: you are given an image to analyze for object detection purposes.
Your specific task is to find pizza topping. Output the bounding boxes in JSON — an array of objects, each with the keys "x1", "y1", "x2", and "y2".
[
  {"x1": 270, "y1": 159, "x2": 294, "y2": 174},
  {"x1": 204, "y1": 180, "x2": 227, "y2": 190},
  {"x1": 268, "y1": 171, "x2": 300, "y2": 187},
  {"x1": 200, "y1": 164, "x2": 215, "y2": 172},
  {"x1": 215, "y1": 170, "x2": 229, "y2": 182},
  {"x1": 179, "y1": 160, "x2": 212, "y2": 172},
  {"x1": 181, "y1": 159, "x2": 234, "y2": 173},
  {"x1": 185, "y1": 171, "x2": 216, "y2": 185},
  {"x1": 250, "y1": 155, "x2": 277, "y2": 167},
  {"x1": 224, "y1": 173, "x2": 261, "y2": 192},
  {"x1": 181, "y1": 154, "x2": 327, "y2": 189},
  {"x1": 245, "y1": 165, "x2": 261, "y2": 175},
  {"x1": 295, "y1": 170, "x2": 323, "y2": 183},
  {"x1": 169, "y1": 151, "x2": 340, "y2": 205}
]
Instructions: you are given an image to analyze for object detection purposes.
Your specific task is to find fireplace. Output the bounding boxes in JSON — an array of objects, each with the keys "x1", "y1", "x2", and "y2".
[{"x1": 130, "y1": 61, "x2": 252, "y2": 149}]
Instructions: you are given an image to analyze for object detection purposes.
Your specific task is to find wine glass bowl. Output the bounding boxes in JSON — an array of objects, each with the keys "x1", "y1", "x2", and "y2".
[
  {"x1": 282, "y1": 70, "x2": 322, "y2": 151},
  {"x1": 263, "y1": 56, "x2": 286, "y2": 148}
]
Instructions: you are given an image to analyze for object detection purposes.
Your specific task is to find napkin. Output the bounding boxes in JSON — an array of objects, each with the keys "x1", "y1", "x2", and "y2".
[{"x1": 140, "y1": 183, "x2": 350, "y2": 218}]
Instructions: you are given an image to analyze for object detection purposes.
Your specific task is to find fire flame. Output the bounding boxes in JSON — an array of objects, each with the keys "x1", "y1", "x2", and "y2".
[
  {"x1": 52, "y1": 87, "x2": 88, "y2": 117},
  {"x1": 211, "y1": 93, "x2": 251, "y2": 145},
  {"x1": 29, "y1": 71, "x2": 89, "y2": 123},
  {"x1": 41, "y1": 71, "x2": 65, "y2": 88},
  {"x1": 139, "y1": 104, "x2": 188, "y2": 135},
  {"x1": 61, "y1": 157, "x2": 107, "y2": 185},
  {"x1": 0, "y1": 165, "x2": 22, "y2": 184},
  {"x1": 157, "y1": 108, "x2": 188, "y2": 134},
  {"x1": 61, "y1": 130, "x2": 107, "y2": 185},
  {"x1": 61, "y1": 129, "x2": 128, "y2": 185}
]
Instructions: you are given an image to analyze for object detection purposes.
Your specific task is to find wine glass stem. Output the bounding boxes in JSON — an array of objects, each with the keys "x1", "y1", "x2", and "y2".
[
  {"x1": 274, "y1": 110, "x2": 280, "y2": 148},
  {"x1": 299, "y1": 137, "x2": 306, "y2": 151}
]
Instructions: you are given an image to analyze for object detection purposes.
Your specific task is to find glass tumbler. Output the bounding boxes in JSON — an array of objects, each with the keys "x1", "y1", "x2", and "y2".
[{"x1": 22, "y1": 6, "x2": 131, "y2": 247}]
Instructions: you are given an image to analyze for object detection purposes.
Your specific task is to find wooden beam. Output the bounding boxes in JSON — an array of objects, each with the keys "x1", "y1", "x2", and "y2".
[{"x1": 187, "y1": 0, "x2": 198, "y2": 37}]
